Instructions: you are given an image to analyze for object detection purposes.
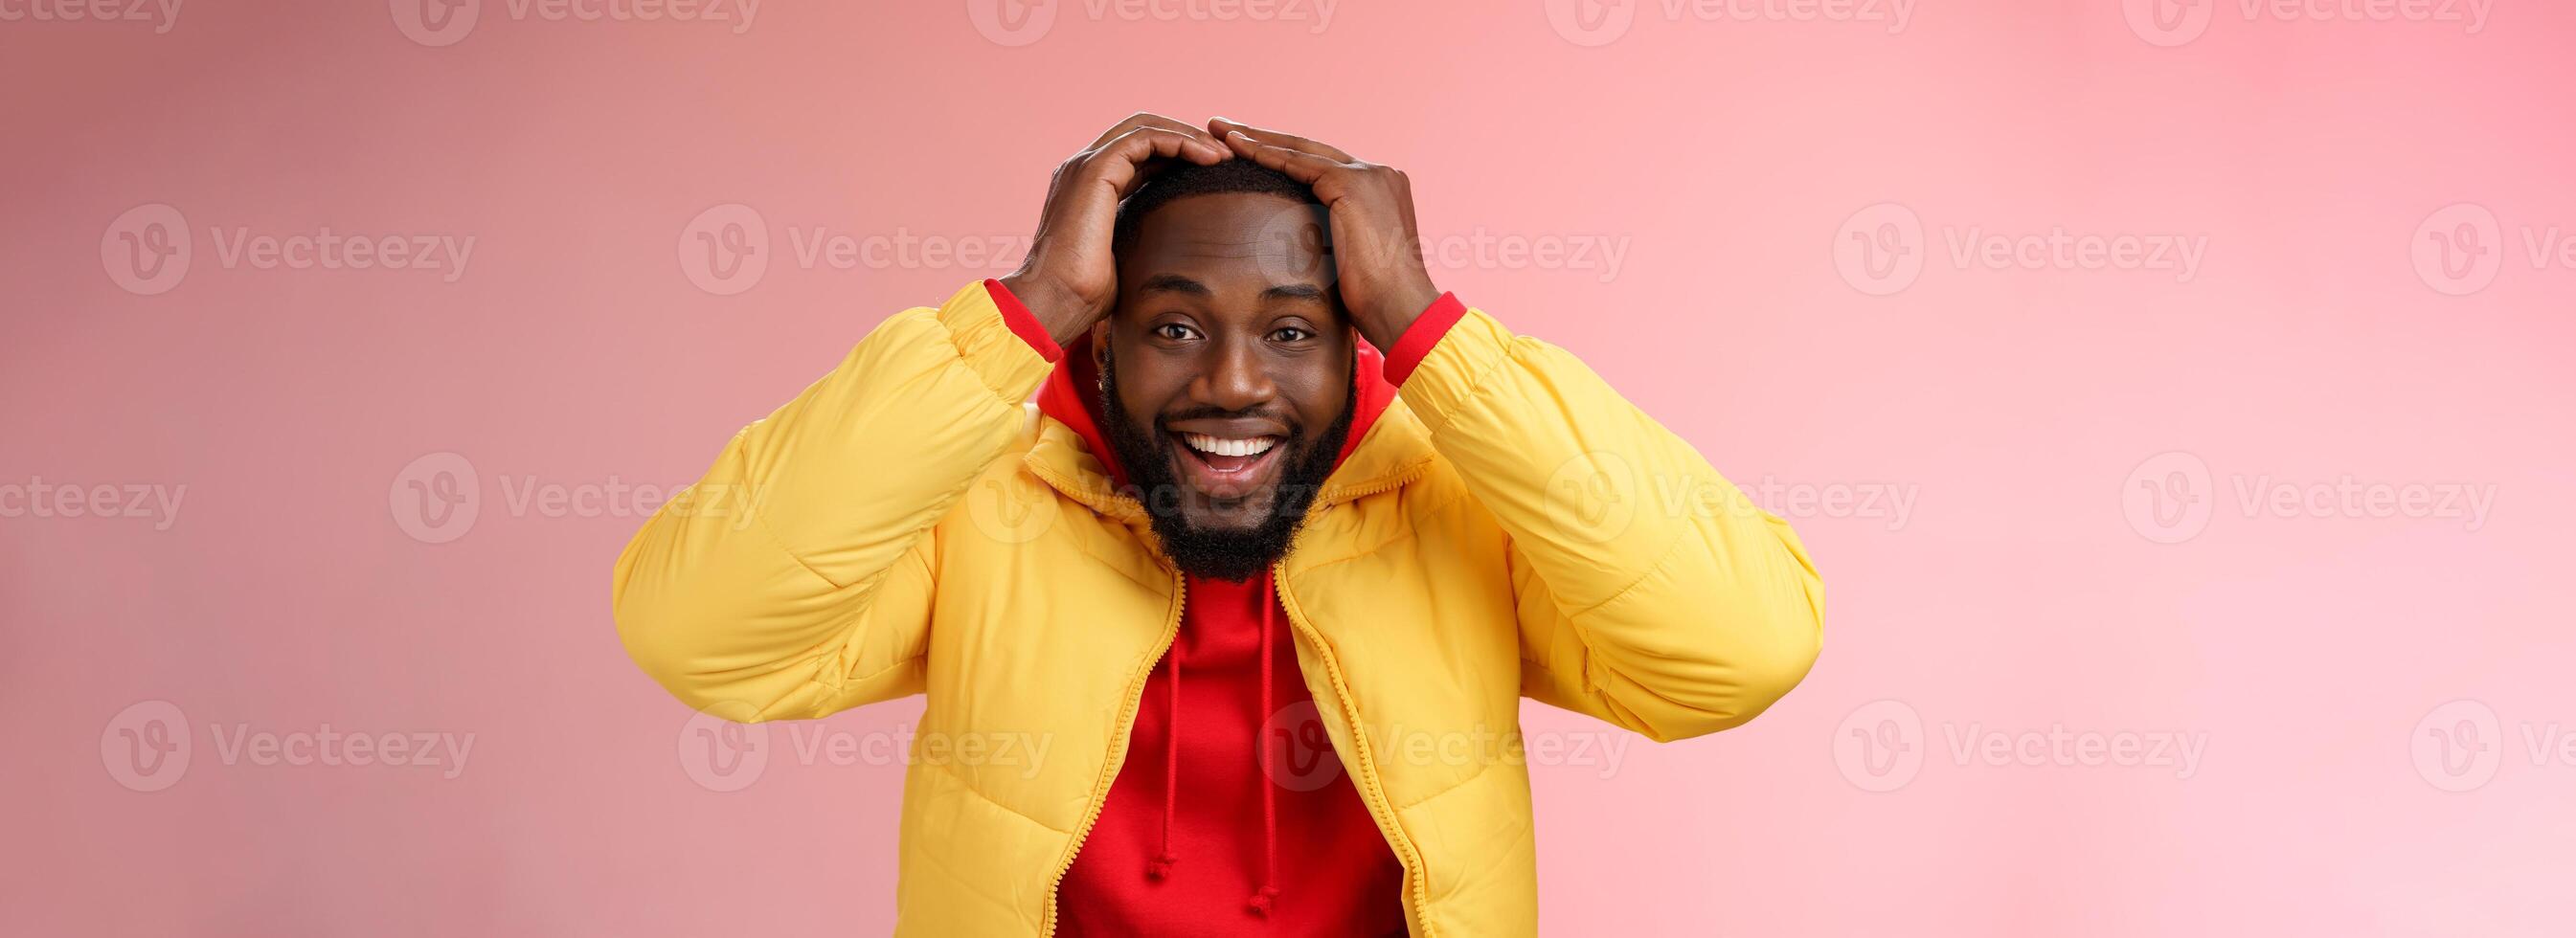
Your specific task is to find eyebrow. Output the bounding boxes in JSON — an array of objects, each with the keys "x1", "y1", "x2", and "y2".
[
  {"x1": 1135, "y1": 274, "x2": 1211, "y2": 297},
  {"x1": 1260, "y1": 283, "x2": 1330, "y2": 304},
  {"x1": 1134, "y1": 274, "x2": 1330, "y2": 304}
]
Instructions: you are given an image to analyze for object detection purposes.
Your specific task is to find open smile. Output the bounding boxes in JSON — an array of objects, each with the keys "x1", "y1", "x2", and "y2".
[{"x1": 1171, "y1": 432, "x2": 1286, "y2": 502}]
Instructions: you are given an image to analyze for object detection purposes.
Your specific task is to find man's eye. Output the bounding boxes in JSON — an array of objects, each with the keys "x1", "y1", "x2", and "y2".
[
  {"x1": 1153, "y1": 324, "x2": 1198, "y2": 341},
  {"x1": 1269, "y1": 327, "x2": 1313, "y2": 343}
]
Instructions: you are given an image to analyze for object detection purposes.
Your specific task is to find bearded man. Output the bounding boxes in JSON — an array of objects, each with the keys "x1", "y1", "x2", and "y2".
[{"x1": 614, "y1": 113, "x2": 1825, "y2": 937}]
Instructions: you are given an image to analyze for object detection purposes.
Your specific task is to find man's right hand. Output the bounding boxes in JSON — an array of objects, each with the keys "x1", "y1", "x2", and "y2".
[{"x1": 1001, "y1": 113, "x2": 1232, "y2": 348}]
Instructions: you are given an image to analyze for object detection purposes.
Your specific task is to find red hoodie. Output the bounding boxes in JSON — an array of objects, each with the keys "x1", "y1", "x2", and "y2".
[{"x1": 986, "y1": 279, "x2": 1465, "y2": 936}]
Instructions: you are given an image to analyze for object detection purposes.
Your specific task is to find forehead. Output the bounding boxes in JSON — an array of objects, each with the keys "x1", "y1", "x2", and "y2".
[{"x1": 1119, "y1": 191, "x2": 1335, "y2": 302}]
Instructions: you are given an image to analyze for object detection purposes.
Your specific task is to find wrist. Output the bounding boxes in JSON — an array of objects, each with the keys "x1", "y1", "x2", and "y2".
[
  {"x1": 997, "y1": 272, "x2": 1098, "y2": 348},
  {"x1": 1358, "y1": 280, "x2": 1441, "y2": 352}
]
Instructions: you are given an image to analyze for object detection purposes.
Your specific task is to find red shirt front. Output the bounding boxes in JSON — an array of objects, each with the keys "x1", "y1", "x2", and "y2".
[{"x1": 1055, "y1": 574, "x2": 1409, "y2": 937}]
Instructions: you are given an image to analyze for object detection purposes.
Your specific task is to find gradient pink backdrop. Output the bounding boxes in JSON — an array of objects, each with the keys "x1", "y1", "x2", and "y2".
[{"x1": 7, "y1": 0, "x2": 2572, "y2": 934}]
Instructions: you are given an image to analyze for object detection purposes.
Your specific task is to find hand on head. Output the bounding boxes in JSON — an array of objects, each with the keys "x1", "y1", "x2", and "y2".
[{"x1": 1002, "y1": 113, "x2": 1437, "y2": 353}]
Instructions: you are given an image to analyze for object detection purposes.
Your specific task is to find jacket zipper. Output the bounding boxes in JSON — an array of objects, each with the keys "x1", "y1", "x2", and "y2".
[
  {"x1": 1040, "y1": 566, "x2": 1187, "y2": 935},
  {"x1": 1271, "y1": 563, "x2": 1438, "y2": 938},
  {"x1": 1024, "y1": 475, "x2": 1430, "y2": 934}
]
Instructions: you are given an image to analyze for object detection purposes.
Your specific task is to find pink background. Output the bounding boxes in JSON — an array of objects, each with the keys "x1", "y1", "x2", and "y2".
[{"x1": 6, "y1": 1, "x2": 2572, "y2": 934}]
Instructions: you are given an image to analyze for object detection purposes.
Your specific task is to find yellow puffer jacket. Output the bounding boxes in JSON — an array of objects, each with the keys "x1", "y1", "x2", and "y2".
[{"x1": 613, "y1": 281, "x2": 1825, "y2": 936}]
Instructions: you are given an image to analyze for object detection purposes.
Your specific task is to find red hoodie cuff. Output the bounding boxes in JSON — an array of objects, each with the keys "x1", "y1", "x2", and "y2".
[
  {"x1": 983, "y1": 278, "x2": 1063, "y2": 363},
  {"x1": 1379, "y1": 292, "x2": 1467, "y2": 387}
]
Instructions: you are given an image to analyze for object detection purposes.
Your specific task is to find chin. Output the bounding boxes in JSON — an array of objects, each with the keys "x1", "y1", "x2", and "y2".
[
  {"x1": 1097, "y1": 360, "x2": 1358, "y2": 582},
  {"x1": 1180, "y1": 507, "x2": 1272, "y2": 535}
]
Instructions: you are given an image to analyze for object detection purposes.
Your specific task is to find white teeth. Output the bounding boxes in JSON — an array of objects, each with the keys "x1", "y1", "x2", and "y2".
[{"x1": 1183, "y1": 433, "x2": 1277, "y2": 458}]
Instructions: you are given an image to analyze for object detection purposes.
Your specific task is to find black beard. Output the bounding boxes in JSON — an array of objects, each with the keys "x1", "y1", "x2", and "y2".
[{"x1": 1098, "y1": 346, "x2": 1356, "y2": 582}]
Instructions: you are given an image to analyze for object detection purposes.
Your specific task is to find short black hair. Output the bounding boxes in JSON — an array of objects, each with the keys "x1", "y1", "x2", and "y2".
[{"x1": 1113, "y1": 160, "x2": 1319, "y2": 254}]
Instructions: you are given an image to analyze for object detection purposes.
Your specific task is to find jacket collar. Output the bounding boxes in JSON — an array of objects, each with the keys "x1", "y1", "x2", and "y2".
[{"x1": 1023, "y1": 333, "x2": 1434, "y2": 522}]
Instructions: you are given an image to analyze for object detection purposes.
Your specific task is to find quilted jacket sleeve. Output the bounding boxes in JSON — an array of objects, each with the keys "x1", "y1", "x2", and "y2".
[
  {"x1": 611, "y1": 281, "x2": 1054, "y2": 722},
  {"x1": 1397, "y1": 306, "x2": 1826, "y2": 742}
]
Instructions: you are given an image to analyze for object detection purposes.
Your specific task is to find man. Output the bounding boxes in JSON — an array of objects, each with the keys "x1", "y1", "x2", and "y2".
[{"x1": 614, "y1": 113, "x2": 1825, "y2": 937}]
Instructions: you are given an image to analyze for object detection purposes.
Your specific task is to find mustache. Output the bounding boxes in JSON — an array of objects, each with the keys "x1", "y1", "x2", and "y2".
[{"x1": 1151, "y1": 407, "x2": 1303, "y2": 437}]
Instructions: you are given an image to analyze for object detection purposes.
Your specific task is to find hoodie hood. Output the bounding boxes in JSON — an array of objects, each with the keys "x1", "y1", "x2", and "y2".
[{"x1": 1032, "y1": 331, "x2": 1398, "y2": 492}]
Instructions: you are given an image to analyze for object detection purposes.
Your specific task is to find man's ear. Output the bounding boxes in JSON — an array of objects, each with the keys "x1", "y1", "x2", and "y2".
[{"x1": 1089, "y1": 321, "x2": 1111, "y2": 370}]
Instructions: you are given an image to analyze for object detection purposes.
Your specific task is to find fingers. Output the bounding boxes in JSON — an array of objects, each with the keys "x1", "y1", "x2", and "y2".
[
  {"x1": 1097, "y1": 126, "x2": 1229, "y2": 167},
  {"x1": 1223, "y1": 132, "x2": 1348, "y2": 193},
  {"x1": 1088, "y1": 126, "x2": 1228, "y2": 199},
  {"x1": 1089, "y1": 111, "x2": 1229, "y2": 157},
  {"x1": 1207, "y1": 116, "x2": 1355, "y2": 164}
]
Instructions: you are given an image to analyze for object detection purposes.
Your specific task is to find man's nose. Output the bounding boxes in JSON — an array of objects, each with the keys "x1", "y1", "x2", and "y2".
[{"x1": 1192, "y1": 335, "x2": 1277, "y2": 413}]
